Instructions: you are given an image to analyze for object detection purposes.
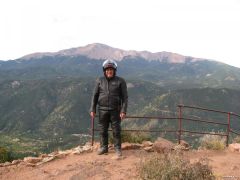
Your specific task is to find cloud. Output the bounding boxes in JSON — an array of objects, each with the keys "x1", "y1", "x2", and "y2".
[{"x1": 0, "y1": 0, "x2": 240, "y2": 68}]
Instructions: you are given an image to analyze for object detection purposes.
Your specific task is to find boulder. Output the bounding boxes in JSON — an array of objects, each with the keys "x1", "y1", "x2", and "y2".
[
  {"x1": 153, "y1": 137, "x2": 174, "y2": 153},
  {"x1": 71, "y1": 144, "x2": 92, "y2": 155},
  {"x1": 174, "y1": 140, "x2": 190, "y2": 151},
  {"x1": 142, "y1": 141, "x2": 153, "y2": 147},
  {"x1": 1, "y1": 162, "x2": 11, "y2": 167},
  {"x1": 143, "y1": 146, "x2": 154, "y2": 152},
  {"x1": 11, "y1": 160, "x2": 22, "y2": 165},
  {"x1": 39, "y1": 156, "x2": 55, "y2": 164},
  {"x1": 121, "y1": 142, "x2": 142, "y2": 150},
  {"x1": 180, "y1": 140, "x2": 190, "y2": 149},
  {"x1": 228, "y1": 143, "x2": 240, "y2": 152},
  {"x1": 82, "y1": 144, "x2": 92, "y2": 152},
  {"x1": 23, "y1": 157, "x2": 42, "y2": 164},
  {"x1": 39, "y1": 154, "x2": 49, "y2": 158}
]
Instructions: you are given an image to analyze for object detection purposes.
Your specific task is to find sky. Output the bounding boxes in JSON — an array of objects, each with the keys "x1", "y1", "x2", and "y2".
[{"x1": 0, "y1": 0, "x2": 240, "y2": 67}]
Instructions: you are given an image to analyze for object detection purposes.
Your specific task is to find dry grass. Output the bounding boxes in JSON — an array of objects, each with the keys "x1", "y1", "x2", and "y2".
[
  {"x1": 138, "y1": 152, "x2": 215, "y2": 180},
  {"x1": 199, "y1": 134, "x2": 225, "y2": 150},
  {"x1": 109, "y1": 131, "x2": 151, "y2": 144}
]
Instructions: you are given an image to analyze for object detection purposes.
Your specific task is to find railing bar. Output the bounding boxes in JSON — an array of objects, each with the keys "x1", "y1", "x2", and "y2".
[
  {"x1": 230, "y1": 129, "x2": 240, "y2": 136},
  {"x1": 93, "y1": 129, "x2": 177, "y2": 133},
  {"x1": 182, "y1": 117, "x2": 228, "y2": 126},
  {"x1": 126, "y1": 116, "x2": 178, "y2": 120},
  {"x1": 178, "y1": 104, "x2": 229, "y2": 114},
  {"x1": 182, "y1": 129, "x2": 228, "y2": 136},
  {"x1": 95, "y1": 115, "x2": 178, "y2": 120},
  {"x1": 93, "y1": 129, "x2": 228, "y2": 136},
  {"x1": 231, "y1": 113, "x2": 240, "y2": 118},
  {"x1": 91, "y1": 104, "x2": 240, "y2": 147}
]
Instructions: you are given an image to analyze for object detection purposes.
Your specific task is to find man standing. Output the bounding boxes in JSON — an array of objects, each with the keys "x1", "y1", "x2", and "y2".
[{"x1": 90, "y1": 59, "x2": 128, "y2": 157}]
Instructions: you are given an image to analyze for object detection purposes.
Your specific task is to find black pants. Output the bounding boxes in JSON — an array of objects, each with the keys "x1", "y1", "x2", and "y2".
[{"x1": 98, "y1": 110, "x2": 121, "y2": 150}]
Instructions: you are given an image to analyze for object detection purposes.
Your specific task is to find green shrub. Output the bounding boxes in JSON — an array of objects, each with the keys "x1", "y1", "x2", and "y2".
[
  {"x1": 199, "y1": 134, "x2": 225, "y2": 150},
  {"x1": 109, "y1": 131, "x2": 151, "y2": 144},
  {"x1": 0, "y1": 147, "x2": 10, "y2": 163},
  {"x1": 139, "y1": 152, "x2": 215, "y2": 180}
]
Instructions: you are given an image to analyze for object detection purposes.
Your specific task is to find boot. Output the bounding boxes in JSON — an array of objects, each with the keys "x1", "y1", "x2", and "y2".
[
  {"x1": 115, "y1": 148, "x2": 122, "y2": 157},
  {"x1": 97, "y1": 147, "x2": 108, "y2": 155}
]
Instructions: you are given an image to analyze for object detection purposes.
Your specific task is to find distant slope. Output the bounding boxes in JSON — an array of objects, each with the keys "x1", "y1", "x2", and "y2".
[
  {"x1": 0, "y1": 78, "x2": 164, "y2": 136},
  {"x1": 1, "y1": 77, "x2": 240, "y2": 137},
  {"x1": 1, "y1": 55, "x2": 240, "y2": 89},
  {"x1": 126, "y1": 87, "x2": 240, "y2": 135}
]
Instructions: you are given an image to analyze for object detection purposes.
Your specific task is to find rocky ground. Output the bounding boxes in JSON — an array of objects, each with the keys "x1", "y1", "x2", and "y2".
[{"x1": 1, "y1": 141, "x2": 240, "y2": 180}]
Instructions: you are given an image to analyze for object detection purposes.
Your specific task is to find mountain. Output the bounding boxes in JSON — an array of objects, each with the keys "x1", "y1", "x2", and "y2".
[
  {"x1": 1, "y1": 43, "x2": 240, "y2": 89},
  {"x1": 0, "y1": 78, "x2": 163, "y2": 135},
  {"x1": 1, "y1": 43, "x2": 240, "y2": 157},
  {"x1": 20, "y1": 43, "x2": 202, "y2": 63},
  {"x1": 126, "y1": 87, "x2": 240, "y2": 131}
]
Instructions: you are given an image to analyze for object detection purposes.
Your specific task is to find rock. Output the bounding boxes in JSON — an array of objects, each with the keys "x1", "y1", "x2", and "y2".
[
  {"x1": 42, "y1": 156, "x2": 55, "y2": 163},
  {"x1": 82, "y1": 144, "x2": 92, "y2": 152},
  {"x1": 174, "y1": 140, "x2": 190, "y2": 151},
  {"x1": 92, "y1": 142, "x2": 100, "y2": 151},
  {"x1": 17, "y1": 162, "x2": 26, "y2": 167},
  {"x1": 71, "y1": 146, "x2": 83, "y2": 154},
  {"x1": 153, "y1": 137, "x2": 174, "y2": 153},
  {"x1": 12, "y1": 160, "x2": 22, "y2": 165},
  {"x1": 228, "y1": 143, "x2": 240, "y2": 152},
  {"x1": 36, "y1": 156, "x2": 55, "y2": 166},
  {"x1": 26, "y1": 163, "x2": 36, "y2": 167},
  {"x1": 143, "y1": 146, "x2": 154, "y2": 152},
  {"x1": 55, "y1": 153, "x2": 68, "y2": 158},
  {"x1": 49, "y1": 151, "x2": 59, "y2": 156},
  {"x1": 179, "y1": 140, "x2": 190, "y2": 149},
  {"x1": 3, "y1": 162, "x2": 11, "y2": 167},
  {"x1": 71, "y1": 144, "x2": 93, "y2": 155},
  {"x1": 23, "y1": 157, "x2": 42, "y2": 164},
  {"x1": 39, "y1": 154, "x2": 49, "y2": 158},
  {"x1": 174, "y1": 144, "x2": 188, "y2": 151},
  {"x1": 122, "y1": 142, "x2": 142, "y2": 150},
  {"x1": 111, "y1": 155, "x2": 125, "y2": 160},
  {"x1": 84, "y1": 142, "x2": 92, "y2": 146},
  {"x1": 59, "y1": 150, "x2": 72, "y2": 155},
  {"x1": 142, "y1": 141, "x2": 153, "y2": 147}
]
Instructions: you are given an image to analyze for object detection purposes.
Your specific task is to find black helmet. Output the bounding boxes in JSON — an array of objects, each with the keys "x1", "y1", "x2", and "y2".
[{"x1": 102, "y1": 59, "x2": 117, "y2": 71}]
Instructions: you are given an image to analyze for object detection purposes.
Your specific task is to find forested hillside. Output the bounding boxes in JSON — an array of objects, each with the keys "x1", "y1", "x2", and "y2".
[{"x1": 1, "y1": 43, "x2": 240, "y2": 157}]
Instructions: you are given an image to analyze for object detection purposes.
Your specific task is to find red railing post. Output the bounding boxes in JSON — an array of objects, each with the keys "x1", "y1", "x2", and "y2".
[
  {"x1": 226, "y1": 112, "x2": 231, "y2": 147},
  {"x1": 91, "y1": 117, "x2": 95, "y2": 146},
  {"x1": 178, "y1": 105, "x2": 183, "y2": 144}
]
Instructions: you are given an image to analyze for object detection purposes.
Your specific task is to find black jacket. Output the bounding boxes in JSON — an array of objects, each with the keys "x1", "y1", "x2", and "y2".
[{"x1": 90, "y1": 76, "x2": 128, "y2": 113}]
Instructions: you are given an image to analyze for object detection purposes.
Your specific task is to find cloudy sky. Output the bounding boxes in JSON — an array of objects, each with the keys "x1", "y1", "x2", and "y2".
[{"x1": 0, "y1": 0, "x2": 240, "y2": 67}]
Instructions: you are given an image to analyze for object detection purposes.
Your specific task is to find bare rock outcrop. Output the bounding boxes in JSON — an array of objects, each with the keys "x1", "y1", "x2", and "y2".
[
  {"x1": 0, "y1": 143, "x2": 93, "y2": 167},
  {"x1": 0, "y1": 139, "x2": 192, "y2": 168}
]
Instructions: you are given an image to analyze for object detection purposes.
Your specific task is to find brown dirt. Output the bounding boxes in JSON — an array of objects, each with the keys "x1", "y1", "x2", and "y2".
[{"x1": 1, "y1": 149, "x2": 240, "y2": 180}]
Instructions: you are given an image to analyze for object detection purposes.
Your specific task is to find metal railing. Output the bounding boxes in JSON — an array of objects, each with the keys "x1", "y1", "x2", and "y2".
[
  {"x1": 91, "y1": 104, "x2": 240, "y2": 146},
  {"x1": 178, "y1": 104, "x2": 240, "y2": 146}
]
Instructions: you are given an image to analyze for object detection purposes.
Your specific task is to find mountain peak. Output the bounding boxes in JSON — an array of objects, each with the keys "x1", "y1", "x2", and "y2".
[
  {"x1": 57, "y1": 43, "x2": 126, "y2": 60},
  {"x1": 20, "y1": 43, "x2": 204, "y2": 63}
]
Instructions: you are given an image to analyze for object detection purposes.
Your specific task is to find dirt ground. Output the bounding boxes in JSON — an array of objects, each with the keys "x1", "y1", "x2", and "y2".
[{"x1": 1, "y1": 148, "x2": 240, "y2": 180}]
